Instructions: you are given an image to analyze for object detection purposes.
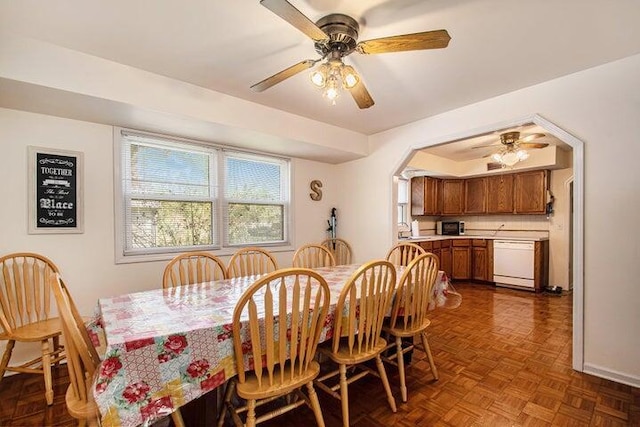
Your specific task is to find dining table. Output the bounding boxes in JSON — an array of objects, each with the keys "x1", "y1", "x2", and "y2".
[{"x1": 87, "y1": 264, "x2": 459, "y2": 427}]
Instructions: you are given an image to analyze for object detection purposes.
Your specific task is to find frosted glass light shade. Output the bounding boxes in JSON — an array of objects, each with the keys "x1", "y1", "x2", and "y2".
[{"x1": 492, "y1": 147, "x2": 529, "y2": 167}]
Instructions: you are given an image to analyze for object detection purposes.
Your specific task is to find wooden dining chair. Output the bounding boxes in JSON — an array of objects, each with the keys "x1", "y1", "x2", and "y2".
[
  {"x1": 50, "y1": 274, "x2": 101, "y2": 426},
  {"x1": 319, "y1": 238, "x2": 353, "y2": 265},
  {"x1": 385, "y1": 242, "x2": 426, "y2": 266},
  {"x1": 382, "y1": 253, "x2": 440, "y2": 403},
  {"x1": 162, "y1": 251, "x2": 227, "y2": 288},
  {"x1": 314, "y1": 260, "x2": 397, "y2": 427},
  {"x1": 0, "y1": 252, "x2": 66, "y2": 405},
  {"x1": 50, "y1": 275, "x2": 186, "y2": 427},
  {"x1": 217, "y1": 268, "x2": 330, "y2": 427},
  {"x1": 292, "y1": 244, "x2": 336, "y2": 268},
  {"x1": 226, "y1": 247, "x2": 279, "y2": 279}
]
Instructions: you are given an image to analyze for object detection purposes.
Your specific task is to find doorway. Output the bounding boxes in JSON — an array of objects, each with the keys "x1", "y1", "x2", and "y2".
[{"x1": 393, "y1": 114, "x2": 585, "y2": 371}]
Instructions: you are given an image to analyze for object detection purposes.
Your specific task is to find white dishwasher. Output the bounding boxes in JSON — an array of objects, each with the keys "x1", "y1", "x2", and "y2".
[{"x1": 493, "y1": 240, "x2": 535, "y2": 290}]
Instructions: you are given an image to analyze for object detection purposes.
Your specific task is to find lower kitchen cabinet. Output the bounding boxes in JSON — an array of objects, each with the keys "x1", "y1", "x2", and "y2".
[
  {"x1": 414, "y1": 238, "x2": 496, "y2": 283},
  {"x1": 449, "y1": 238, "x2": 494, "y2": 282},
  {"x1": 431, "y1": 240, "x2": 441, "y2": 270},
  {"x1": 440, "y1": 240, "x2": 452, "y2": 278},
  {"x1": 418, "y1": 240, "x2": 452, "y2": 278},
  {"x1": 471, "y1": 239, "x2": 493, "y2": 282},
  {"x1": 451, "y1": 239, "x2": 471, "y2": 280},
  {"x1": 534, "y1": 240, "x2": 550, "y2": 290}
]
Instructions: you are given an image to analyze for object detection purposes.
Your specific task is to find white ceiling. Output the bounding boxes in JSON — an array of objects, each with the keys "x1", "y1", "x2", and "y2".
[{"x1": 2, "y1": 0, "x2": 640, "y2": 141}]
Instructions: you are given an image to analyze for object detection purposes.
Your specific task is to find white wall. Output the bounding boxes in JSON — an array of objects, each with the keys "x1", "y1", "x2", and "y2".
[
  {"x1": 549, "y1": 167, "x2": 574, "y2": 289},
  {"x1": 0, "y1": 107, "x2": 338, "y2": 364},
  {"x1": 337, "y1": 54, "x2": 640, "y2": 385},
  {"x1": 2, "y1": 48, "x2": 639, "y2": 387}
]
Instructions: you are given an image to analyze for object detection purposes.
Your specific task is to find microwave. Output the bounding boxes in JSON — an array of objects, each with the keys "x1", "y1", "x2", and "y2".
[{"x1": 436, "y1": 220, "x2": 465, "y2": 236}]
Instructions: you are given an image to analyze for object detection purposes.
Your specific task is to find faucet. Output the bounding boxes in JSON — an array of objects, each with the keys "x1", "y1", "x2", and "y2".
[
  {"x1": 398, "y1": 222, "x2": 410, "y2": 239},
  {"x1": 493, "y1": 223, "x2": 505, "y2": 236}
]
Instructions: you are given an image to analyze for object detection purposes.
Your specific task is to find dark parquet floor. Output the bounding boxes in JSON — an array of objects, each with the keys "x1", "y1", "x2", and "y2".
[{"x1": 1, "y1": 283, "x2": 638, "y2": 426}]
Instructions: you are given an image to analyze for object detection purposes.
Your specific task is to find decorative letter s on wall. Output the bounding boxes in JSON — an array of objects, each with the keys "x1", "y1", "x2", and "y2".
[{"x1": 310, "y1": 180, "x2": 323, "y2": 201}]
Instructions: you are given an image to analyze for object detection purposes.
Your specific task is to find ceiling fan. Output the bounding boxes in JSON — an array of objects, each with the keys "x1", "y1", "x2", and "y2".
[
  {"x1": 251, "y1": 0, "x2": 451, "y2": 109},
  {"x1": 475, "y1": 131, "x2": 549, "y2": 168}
]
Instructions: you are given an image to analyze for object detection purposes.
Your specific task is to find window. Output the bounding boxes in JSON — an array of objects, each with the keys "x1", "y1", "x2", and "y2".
[
  {"x1": 224, "y1": 152, "x2": 288, "y2": 246},
  {"x1": 397, "y1": 178, "x2": 409, "y2": 226},
  {"x1": 116, "y1": 130, "x2": 290, "y2": 260}
]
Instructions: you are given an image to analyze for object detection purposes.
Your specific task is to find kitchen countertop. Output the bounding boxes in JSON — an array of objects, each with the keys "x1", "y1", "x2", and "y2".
[{"x1": 400, "y1": 235, "x2": 549, "y2": 242}]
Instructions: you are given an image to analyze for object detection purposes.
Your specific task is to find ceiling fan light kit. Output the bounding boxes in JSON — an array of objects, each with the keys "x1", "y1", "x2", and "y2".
[
  {"x1": 310, "y1": 55, "x2": 360, "y2": 104},
  {"x1": 253, "y1": 0, "x2": 451, "y2": 109},
  {"x1": 488, "y1": 131, "x2": 547, "y2": 168},
  {"x1": 491, "y1": 148, "x2": 530, "y2": 168}
]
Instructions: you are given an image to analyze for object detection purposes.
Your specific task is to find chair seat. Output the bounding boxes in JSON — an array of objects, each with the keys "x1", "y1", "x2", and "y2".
[
  {"x1": 383, "y1": 318, "x2": 431, "y2": 338},
  {"x1": 237, "y1": 360, "x2": 320, "y2": 400},
  {"x1": 0, "y1": 318, "x2": 63, "y2": 342},
  {"x1": 320, "y1": 336, "x2": 388, "y2": 365}
]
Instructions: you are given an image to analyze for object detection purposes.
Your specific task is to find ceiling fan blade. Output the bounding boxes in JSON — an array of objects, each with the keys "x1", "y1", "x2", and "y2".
[
  {"x1": 471, "y1": 143, "x2": 501, "y2": 149},
  {"x1": 518, "y1": 132, "x2": 546, "y2": 143},
  {"x1": 348, "y1": 80, "x2": 375, "y2": 109},
  {"x1": 519, "y1": 142, "x2": 550, "y2": 149},
  {"x1": 356, "y1": 29, "x2": 451, "y2": 55},
  {"x1": 250, "y1": 59, "x2": 318, "y2": 92},
  {"x1": 260, "y1": 0, "x2": 330, "y2": 43}
]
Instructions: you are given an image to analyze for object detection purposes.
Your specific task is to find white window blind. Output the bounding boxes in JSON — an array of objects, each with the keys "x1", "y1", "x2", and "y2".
[
  {"x1": 121, "y1": 133, "x2": 217, "y2": 255},
  {"x1": 224, "y1": 151, "x2": 288, "y2": 246}
]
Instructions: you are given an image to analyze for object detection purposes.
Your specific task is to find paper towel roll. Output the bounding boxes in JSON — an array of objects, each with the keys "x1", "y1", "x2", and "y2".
[{"x1": 411, "y1": 220, "x2": 420, "y2": 237}]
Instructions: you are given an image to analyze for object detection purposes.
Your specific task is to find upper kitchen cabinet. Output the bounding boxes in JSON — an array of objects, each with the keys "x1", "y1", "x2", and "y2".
[
  {"x1": 442, "y1": 179, "x2": 464, "y2": 215},
  {"x1": 464, "y1": 177, "x2": 487, "y2": 214},
  {"x1": 514, "y1": 170, "x2": 549, "y2": 214},
  {"x1": 411, "y1": 176, "x2": 440, "y2": 216},
  {"x1": 409, "y1": 169, "x2": 549, "y2": 216},
  {"x1": 487, "y1": 174, "x2": 514, "y2": 214}
]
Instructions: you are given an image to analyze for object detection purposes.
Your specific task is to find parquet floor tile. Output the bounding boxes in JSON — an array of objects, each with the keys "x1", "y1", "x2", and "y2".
[{"x1": 1, "y1": 282, "x2": 638, "y2": 426}]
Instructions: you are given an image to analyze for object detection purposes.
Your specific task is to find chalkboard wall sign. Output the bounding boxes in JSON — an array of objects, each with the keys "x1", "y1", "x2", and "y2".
[{"x1": 28, "y1": 146, "x2": 84, "y2": 234}]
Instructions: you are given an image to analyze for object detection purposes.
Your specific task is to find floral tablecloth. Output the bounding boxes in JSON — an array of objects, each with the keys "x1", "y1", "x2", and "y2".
[{"x1": 91, "y1": 264, "x2": 457, "y2": 427}]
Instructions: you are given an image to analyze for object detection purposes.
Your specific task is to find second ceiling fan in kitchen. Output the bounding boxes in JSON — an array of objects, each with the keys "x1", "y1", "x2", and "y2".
[
  {"x1": 475, "y1": 131, "x2": 550, "y2": 168},
  {"x1": 251, "y1": 0, "x2": 452, "y2": 108}
]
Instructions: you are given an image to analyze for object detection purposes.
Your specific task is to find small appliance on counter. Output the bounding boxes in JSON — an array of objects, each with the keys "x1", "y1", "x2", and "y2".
[{"x1": 436, "y1": 220, "x2": 465, "y2": 235}]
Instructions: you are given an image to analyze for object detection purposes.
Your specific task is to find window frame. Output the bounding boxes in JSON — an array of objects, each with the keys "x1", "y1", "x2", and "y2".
[
  {"x1": 114, "y1": 128, "x2": 293, "y2": 264},
  {"x1": 222, "y1": 149, "x2": 291, "y2": 248}
]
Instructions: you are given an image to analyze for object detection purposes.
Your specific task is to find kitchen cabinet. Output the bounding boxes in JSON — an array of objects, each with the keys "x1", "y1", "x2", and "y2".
[
  {"x1": 431, "y1": 240, "x2": 442, "y2": 269},
  {"x1": 418, "y1": 240, "x2": 452, "y2": 278},
  {"x1": 451, "y1": 239, "x2": 471, "y2": 280},
  {"x1": 411, "y1": 176, "x2": 440, "y2": 216},
  {"x1": 534, "y1": 240, "x2": 550, "y2": 290},
  {"x1": 471, "y1": 239, "x2": 493, "y2": 282},
  {"x1": 440, "y1": 240, "x2": 452, "y2": 278},
  {"x1": 411, "y1": 170, "x2": 548, "y2": 217},
  {"x1": 464, "y1": 177, "x2": 487, "y2": 214},
  {"x1": 418, "y1": 240, "x2": 441, "y2": 265},
  {"x1": 514, "y1": 170, "x2": 549, "y2": 214},
  {"x1": 441, "y1": 180, "x2": 464, "y2": 215},
  {"x1": 418, "y1": 241, "x2": 433, "y2": 252},
  {"x1": 487, "y1": 174, "x2": 514, "y2": 214}
]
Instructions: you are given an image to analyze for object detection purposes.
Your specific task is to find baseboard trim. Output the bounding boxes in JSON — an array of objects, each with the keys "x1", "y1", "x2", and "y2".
[{"x1": 583, "y1": 363, "x2": 640, "y2": 388}]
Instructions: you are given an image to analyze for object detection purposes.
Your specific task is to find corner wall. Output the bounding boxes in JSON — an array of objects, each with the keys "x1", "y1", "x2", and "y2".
[
  {"x1": 0, "y1": 107, "x2": 339, "y2": 365},
  {"x1": 337, "y1": 54, "x2": 640, "y2": 385}
]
